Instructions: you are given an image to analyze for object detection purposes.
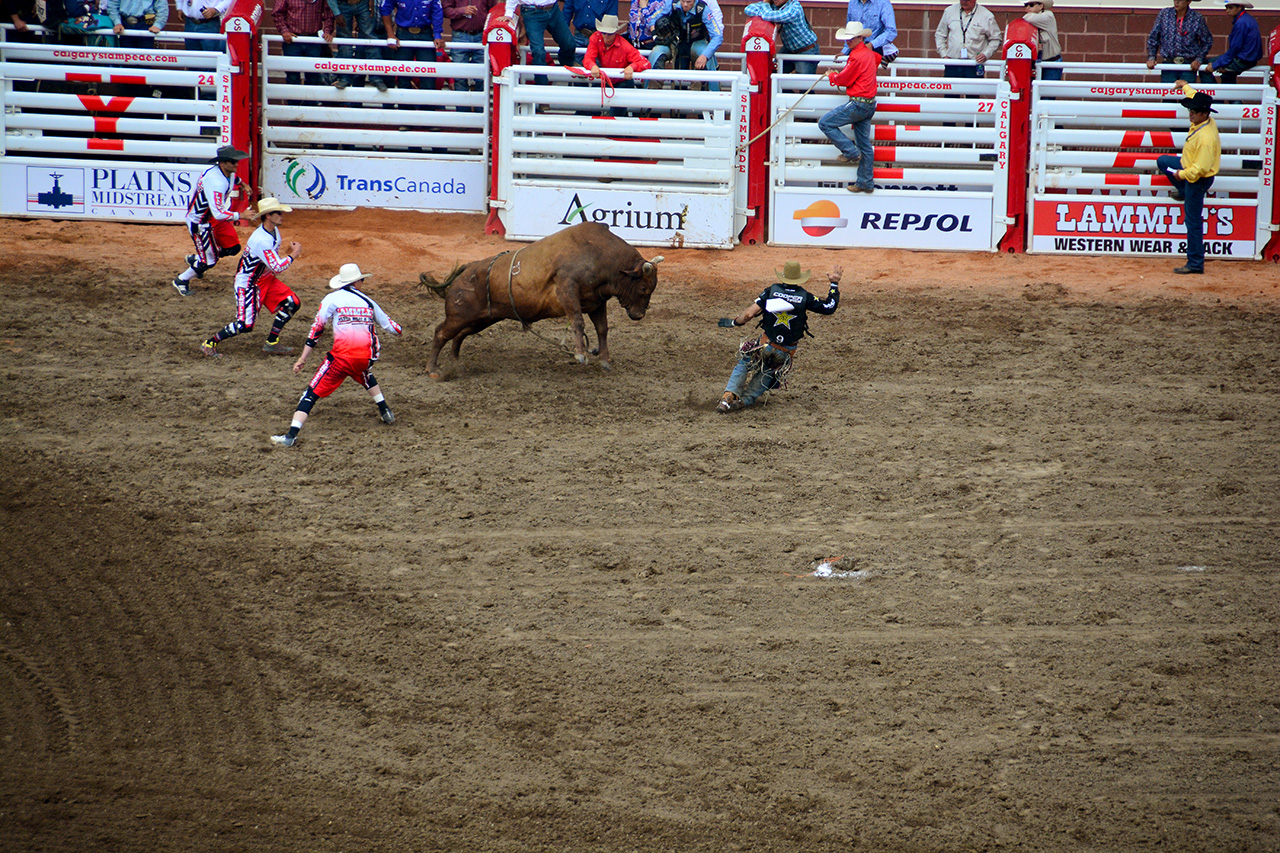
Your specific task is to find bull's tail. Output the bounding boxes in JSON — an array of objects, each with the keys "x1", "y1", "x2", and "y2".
[{"x1": 418, "y1": 263, "x2": 467, "y2": 299}]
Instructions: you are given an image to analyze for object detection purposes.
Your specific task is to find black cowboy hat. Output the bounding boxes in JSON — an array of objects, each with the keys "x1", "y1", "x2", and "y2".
[
  {"x1": 211, "y1": 145, "x2": 250, "y2": 163},
  {"x1": 1179, "y1": 90, "x2": 1217, "y2": 113}
]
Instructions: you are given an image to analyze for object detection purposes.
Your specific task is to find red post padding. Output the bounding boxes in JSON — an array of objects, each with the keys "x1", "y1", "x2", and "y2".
[{"x1": 998, "y1": 18, "x2": 1036, "y2": 254}]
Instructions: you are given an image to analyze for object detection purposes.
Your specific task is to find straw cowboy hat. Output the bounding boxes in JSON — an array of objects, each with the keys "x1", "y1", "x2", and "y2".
[
  {"x1": 211, "y1": 145, "x2": 249, "y2": 163},
  {"x1": 835, "y1": 21, "x2": 873, "y2": 41},
  {"x1": 775, "y1": 260, "x2": 812, "y2": 285},
  {"x1": 594, "y1": 13, "x2": 626, "y2": 33},
  {"x1": 329, "y1": 263, "x2": 370, "y2": 290},
  {"x1": 255, "y1": 197, "x2": 293, "y2": 216}
]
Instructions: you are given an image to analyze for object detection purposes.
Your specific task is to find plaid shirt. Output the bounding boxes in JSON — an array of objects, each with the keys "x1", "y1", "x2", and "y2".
[
  {"x1": 1146, "y1": 6, "x2": 1212, "y2": 62},
  {"x1": 272, "y1": 0, "x2": 334, "y2": 38},
  {"x1": 742, "y1": 0, "x2": 816, "y2": 53}
]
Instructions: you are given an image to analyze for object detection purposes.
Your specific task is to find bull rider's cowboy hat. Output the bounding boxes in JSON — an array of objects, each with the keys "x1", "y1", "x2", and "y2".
[
  {"x1": 1179, "y1": 88, "x2": 1217, "y2": 113},
  {"x1": 256, "y1": 197, "x2": 293, "y2": 216},
  {"x1": 211, "y1": 145, "x2": 249, "y2": 164},
  {"x1": 775, "y1": 260, "x2": 812, "y2": 285},
  {"x1": 329, "y1": 263, "x2": 371, "y2": 290},
  {"x1": 835, "y1": 21, "x2": 873, "y2": 41},
  {"x1": 594, "y1": 13, "x2": 627, "y2": 34}
]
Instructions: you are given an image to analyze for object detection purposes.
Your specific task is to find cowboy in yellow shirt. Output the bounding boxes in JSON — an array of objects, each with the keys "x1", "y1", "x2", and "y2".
[{"x1": 1155, "y1": 81, "x2": 1221, "y2": 274}]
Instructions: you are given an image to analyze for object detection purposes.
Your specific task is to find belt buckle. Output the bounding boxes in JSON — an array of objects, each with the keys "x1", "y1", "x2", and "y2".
[{"x1": 407, "y1": 26, "x2": 421, "y2": 33}]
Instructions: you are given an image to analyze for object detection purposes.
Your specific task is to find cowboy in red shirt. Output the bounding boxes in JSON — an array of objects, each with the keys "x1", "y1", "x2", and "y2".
[
  {"x1": 583, "y1": 13, "x2": 651, "y2": 82},
  {"x1": 818, "y1": 20, "x2": 881, "y2": 193}
]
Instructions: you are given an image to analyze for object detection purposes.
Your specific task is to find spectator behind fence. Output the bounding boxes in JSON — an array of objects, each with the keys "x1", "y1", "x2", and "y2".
[
  {"x1": 629, "y1": 0, "x2": 663, "y2": 51},
  {"x1": 3, "y1": 0, "x2": 46, "y2": 41},
  {"x1": 935, "y1": 0, "x2": 1000, "y2": 79},
  {"x1": 742, "y1": 0, "x2": 819, "y2": 76},
  {"x1": 582, "y1": 12, "x2": 648, "y2": 112},
  {"x1": 1210, "y1": 0, "x2": 1261, "y2": 84},
  {"x1": 443, "y1": 0, "x2": 500, "y2": 98},
  {"x1": 53, "y1": 0, "x2": 117, "y2": 46},
  {"x1": 844, "y1": 0, "x2": 897, "y2": 63},
  {"x1": 819, "y1": 20, "x2": 878, "y2": 194},
  {"x1": 1155, "y1": 81, "x2": 1220, "y2": 275},
  {"x1": 332, "y1": 0, "x2": 389, "y2": 92},
  {"x1": 177, "y1": 0, "x2": 231, "y2": 51},
  {"x1": 382, "y1": 0, "x2": 446, "y2": 92},
  {"x1": 564, "y1": 0, "x2": 613, "y2": 48},
  {"x1": 1146, "y1": 0, "x2": 1213, "y2": 83},
  {"x1": 649, "y1": 0, "x2": 724, "y2": 91},
  {"x1": 107, "y1": 0, "x2": 166, "y2": 48},
  {"x1": 499, "y1": 0, "x2": 576, "y2": 85},
  {"x1": 274, "y1": 0, "x2": 335, "y2": 89},
  {"x1": 1022, "y1": 0, "x2": 1060, "y2": 80}
]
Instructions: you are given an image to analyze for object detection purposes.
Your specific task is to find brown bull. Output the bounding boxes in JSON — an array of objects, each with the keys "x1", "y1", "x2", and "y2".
[{"x1": 420, "y1": 223, "x2": 663, "y2": 379}]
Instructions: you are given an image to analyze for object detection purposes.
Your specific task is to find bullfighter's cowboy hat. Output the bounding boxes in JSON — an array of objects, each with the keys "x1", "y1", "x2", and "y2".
[
  {"x1": 1179, "y1": 88, "x2": 1217, "y2": 113},
  {"x1": 594, "y1": 13, "x2": 626, "y2": 33},
  {"x1": 256, "y1": 197, "x2": 293, "y2": 216},
  {"x1": 775, "y1": 260, "x2": 812, "y2": 285},
  {"x1": 211, "y1": 145, "x2": 250, "y2": 163},
  {"x1": 329, "y1": 263, "x2": 371, "y2": 289},
  {"x1": 835, "y1": 21, "x2": 873, "y2": 41}
]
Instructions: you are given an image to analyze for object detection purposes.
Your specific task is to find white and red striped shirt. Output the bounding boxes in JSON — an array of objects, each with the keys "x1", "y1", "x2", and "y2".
[
  {"x1": 234, "y1": 223, "x2": 292, "y2": 289},
  {"x1": 185, "y1": 164, "x2": 238, "y2": 228}
]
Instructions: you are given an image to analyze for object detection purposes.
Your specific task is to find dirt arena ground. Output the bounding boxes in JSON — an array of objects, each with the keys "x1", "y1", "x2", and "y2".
[{"x1": 1, "y1": 211, "x2": 1278, "y2": 852}]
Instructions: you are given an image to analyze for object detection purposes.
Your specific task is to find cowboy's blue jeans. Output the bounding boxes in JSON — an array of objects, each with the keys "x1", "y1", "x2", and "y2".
[
  {"x1": 819, "y1": 99, "x2": 876, "y2": 188},
  {"x1": 1157, "y1": 153, "x2": 1214, "y2": 271},
  {"x1": 725, "y1": 345, "x2": 791, "y2": 406}
]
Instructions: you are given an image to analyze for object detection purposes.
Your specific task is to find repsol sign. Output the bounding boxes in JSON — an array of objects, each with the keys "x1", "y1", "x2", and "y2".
[
  {"x1": 558, "y1": 193, "x2": 687, "y2": 231},
  {"x1": 860, "y1": 211, "x2": 974, "y2": 232}
]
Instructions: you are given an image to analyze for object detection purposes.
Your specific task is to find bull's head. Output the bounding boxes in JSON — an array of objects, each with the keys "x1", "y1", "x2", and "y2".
[{"x1": 619, "y1": 254, "x2": 664, "y2": 320}]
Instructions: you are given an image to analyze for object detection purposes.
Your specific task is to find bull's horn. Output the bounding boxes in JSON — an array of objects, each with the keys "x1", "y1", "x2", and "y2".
[{"x1": 650, "y1": 255, "x2": 665, "y2": 264}]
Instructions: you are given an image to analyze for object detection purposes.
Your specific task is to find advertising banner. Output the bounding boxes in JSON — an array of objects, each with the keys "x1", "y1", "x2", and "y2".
[
  {"x1": 770, "y1": 191, "x2": 995, "y2": 251},
  {"x1": 262, "y1": 154, "x2": 486, "y2": 213},
  {"x1": 1, "y1": 159, "x2": 206, "y2": 221},
  {"x1": 501, "y1": 186, "x2": 737, "y2": 248},
  {"x1": 1030, "y1": 199, "x2": 1258, "y2": 258}
]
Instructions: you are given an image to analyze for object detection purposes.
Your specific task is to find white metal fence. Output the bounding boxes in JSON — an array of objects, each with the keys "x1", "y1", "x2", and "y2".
[
  {"x1": 768, "y1": 57, "x2": 1012, "y2": 251},
  {"x1": 490, "y1": 64, "x2": 749, "y2": 248},
  {"x1": 258, "y1": 34, "x2": 489, "y2": 213},
  {"x1": 1027, "y1": 65, "x2": 1276, "y2": 260}
]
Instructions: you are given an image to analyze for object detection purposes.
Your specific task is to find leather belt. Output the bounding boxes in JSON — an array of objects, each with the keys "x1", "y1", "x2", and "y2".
[
  {"x1": 848, "y1": 96, "x2": 876, "y2": 104},
  {"x1": 794, "y1": 41, "x2": 817, "y2": 53}
]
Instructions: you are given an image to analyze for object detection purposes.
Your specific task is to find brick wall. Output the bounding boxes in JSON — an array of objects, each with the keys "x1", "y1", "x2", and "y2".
[{"x1": 715, "y1": 3, "x2": 1280, "y2": 66}]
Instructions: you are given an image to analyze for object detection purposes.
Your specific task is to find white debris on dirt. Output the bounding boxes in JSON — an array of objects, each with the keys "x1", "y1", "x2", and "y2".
[
  {"x1": 809, "y1": 556, "x2": 869, "y2": 580},
  {"x1": 1177, "y1": 565, "x2": 1209, "y2": 572}
]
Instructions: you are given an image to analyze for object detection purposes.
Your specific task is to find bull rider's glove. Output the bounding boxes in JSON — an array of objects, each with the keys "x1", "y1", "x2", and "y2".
[{"x1": 718, "y1": 318, "x2": 737, "y2": 327}]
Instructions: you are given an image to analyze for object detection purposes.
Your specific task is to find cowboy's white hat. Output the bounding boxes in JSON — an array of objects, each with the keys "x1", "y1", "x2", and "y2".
[
  {"x1": 329, "y1": 262, "x2": 370, "y2": 289},
  {"x1": 594, "y1": 13, "x2": 626, "y2": 33},
  {"x1": 256, "y1": 197, "x2": 293, "y2": 216},
  {"x1": 1222, "y1": 0, "x2": 1252, "y2": 7},
  {"x1": 835, "y1": 20, "x2": 873, "y2": 40}
]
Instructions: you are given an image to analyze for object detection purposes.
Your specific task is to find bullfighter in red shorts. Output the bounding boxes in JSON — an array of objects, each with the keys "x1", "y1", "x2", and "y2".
[
  {"x1": 200, "y1": 197, "x2": 303, "y2": 357},
  {"x1": 173, "y1": 146, "x2": 248, "y2": 296},
  {"x1": 271, "y1": 263, "x2": 402, "y2": 447}
]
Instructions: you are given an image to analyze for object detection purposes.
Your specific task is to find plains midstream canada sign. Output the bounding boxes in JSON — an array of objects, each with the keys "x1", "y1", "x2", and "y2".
[
  {"x1": 1, "y1": 160, "x2": 207, "y2": 221},
  {"x1": 263, "y1": 154, "x2": 486, "y2": 213},
  {"x1": 1029, "y1": 199, "x2": 1259, "y2": 258},
  {"x1": 500, "y1": 186, "x2": 737, "y2": 249},
  {"x1": 770, "y1": 191, "x2": 996, "y2": 251}
]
